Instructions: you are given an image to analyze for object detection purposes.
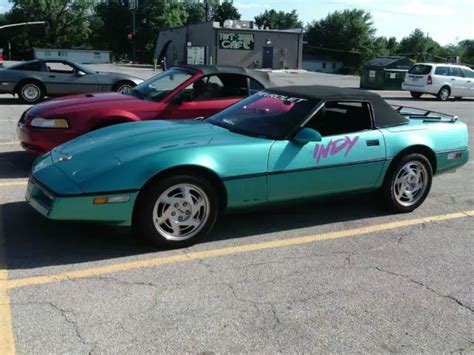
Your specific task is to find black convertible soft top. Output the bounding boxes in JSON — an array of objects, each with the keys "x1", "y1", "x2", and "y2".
[
  {"x1": 268, "y1": 85, "x2": 408, "y2": 128},
  {"x1": 177, "y1": 64, "x2": 275, "y2": 89}
]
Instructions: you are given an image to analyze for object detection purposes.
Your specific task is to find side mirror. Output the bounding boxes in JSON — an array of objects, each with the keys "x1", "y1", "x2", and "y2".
[
  {"x1": 76, "y1": 70, "x2": 86, "y2": 76},
  {"x1": 293, "y1": 128, "x2": 322, "y2": 145}
]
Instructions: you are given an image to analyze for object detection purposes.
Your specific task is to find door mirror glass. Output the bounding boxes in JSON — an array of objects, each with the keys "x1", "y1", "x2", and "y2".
[{"x1": 293, "y1": 128, "x2": 322, "y2": 145}]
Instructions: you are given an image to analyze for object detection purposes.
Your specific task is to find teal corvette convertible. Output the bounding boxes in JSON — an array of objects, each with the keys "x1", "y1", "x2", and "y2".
[{"x1": 26, "y1": 86, "x2": 469, "y2": 247}]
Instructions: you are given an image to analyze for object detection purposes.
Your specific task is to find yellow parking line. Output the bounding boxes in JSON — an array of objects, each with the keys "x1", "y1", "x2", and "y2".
[
  {"x1": 0, "y1": 197, "x2": 16, "y2": 354},
  {"x1": 6, "y1": 209, "x2": 474, "y2": 290},
  {"x1": 0, "y1": 180, "x2": 28, "y2": 188}
]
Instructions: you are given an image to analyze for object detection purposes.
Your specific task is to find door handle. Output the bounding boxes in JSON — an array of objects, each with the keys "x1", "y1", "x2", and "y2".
[
  {"x1": 366, "y1": 139, "x2": 380, "y2": 146},
  {"x1": 467, "y1": 81, "x2": 472, "y2": 83},
  {"x1": 49, "y1": 75, "x2": 56, "y2": 78},
  {"x1": 450, "y1": 78, "x2": 456, "y2": 81}
]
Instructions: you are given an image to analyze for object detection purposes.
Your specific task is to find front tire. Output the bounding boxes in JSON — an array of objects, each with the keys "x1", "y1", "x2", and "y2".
[
  {"x1": 17, "y1": 81, "x2": 45, "y2": 104},
  {"x1": 410, "y1": 91, "x2": 422, "y2": 99},
  {"x1": 382, "y1": 154, "x2": 433, "y2": 213},
  {"x1": 437, "y1": 86, "x2": 450, "y2": 101},
  {"x1": 133, "y1": 174, "x2": 218, "y2": 248}
]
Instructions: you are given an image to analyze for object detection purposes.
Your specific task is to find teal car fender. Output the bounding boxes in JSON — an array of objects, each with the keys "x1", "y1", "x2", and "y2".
[
  {"x1": 379, "y1": 119, "x2": 469, "y2": 179},
  {"x1": 47, "y1": 120, "x2": 273, "y2": 208}
]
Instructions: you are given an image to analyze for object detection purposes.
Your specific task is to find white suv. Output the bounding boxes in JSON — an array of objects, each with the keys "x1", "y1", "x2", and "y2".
[{"x1": 402, "y1": 63, "x2": 474, "y2": 101}]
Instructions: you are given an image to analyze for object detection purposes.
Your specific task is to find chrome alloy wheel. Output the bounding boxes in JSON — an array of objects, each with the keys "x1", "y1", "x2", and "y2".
[
  {"x1": 152, "y1": 183, "x2": 210, "y2": 241},
  {"x1": 439, "y1": 87, "x2": 450, "y2": 101},
  {"x1": 393, "y1": 161, "x2": 428, "y2": 207},
  {"x1": 117, "y1": 84, "x2": 133, "y2": 94},
  {"x1": 22, "y1": 84, "x2": 40, "y2": 101}
]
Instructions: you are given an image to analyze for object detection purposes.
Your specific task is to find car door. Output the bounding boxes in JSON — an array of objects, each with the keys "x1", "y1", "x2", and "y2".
[
  {"x1": 43, "y1": 61, "x2": 98, "y2": 95},
  {"x1": 161, "y1": 74, "x2": 249, "y2": 119},
  {"x1": 267, "y1": 101, "x2": 386, "y2": 202},
  {"x1": 448, "y1": 66, "x2": 467, "y2": 96}
]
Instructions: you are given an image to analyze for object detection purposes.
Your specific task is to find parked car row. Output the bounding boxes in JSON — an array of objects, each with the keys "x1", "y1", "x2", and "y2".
[
  {"x1": 20, "y1": 66, "x2": 469, "y2": 248},
  {"x1": 17, "y1": 65, "x2": 272, "y2": 153}
]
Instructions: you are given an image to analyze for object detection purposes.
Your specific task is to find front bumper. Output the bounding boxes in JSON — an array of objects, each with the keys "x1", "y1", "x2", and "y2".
[
  {"x1": 17, "y1": 123, "x2": 80, "y2": 155},
  {"x1": 26, "y1": 177, "x2": 138, "y2": 226}
]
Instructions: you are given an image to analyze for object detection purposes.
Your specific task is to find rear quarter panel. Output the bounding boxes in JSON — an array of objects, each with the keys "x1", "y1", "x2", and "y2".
[
  {"x1": 0, "y1": 69, "x2": 42, "y2": 93},
  {"x1": 381, "y1": 120, "x2": 469, "y2": 175}
]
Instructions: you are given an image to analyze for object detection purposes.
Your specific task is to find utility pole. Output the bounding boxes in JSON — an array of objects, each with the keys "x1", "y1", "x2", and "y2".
[{"x1": 129, "y1": 0, "x2": 138, "y2": 63}]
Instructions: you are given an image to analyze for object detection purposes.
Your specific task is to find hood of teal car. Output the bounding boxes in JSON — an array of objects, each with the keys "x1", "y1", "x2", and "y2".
[{"x1": 49, "y1": 120, "x2": 228, "y2": 184}]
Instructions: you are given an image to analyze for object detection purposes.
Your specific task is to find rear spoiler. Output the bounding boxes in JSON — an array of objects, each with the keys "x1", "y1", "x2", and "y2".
[{"x1": 391, "y1": 105, "x2": 458, "y2": 123}]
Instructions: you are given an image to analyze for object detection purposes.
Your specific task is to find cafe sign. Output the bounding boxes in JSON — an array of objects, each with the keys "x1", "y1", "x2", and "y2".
[{"x1": 219, "y1": 32, "x2": 254, "y2": 50}]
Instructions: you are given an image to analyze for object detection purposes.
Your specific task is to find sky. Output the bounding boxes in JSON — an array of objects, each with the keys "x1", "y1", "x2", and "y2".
[{"x1": 0, "y1": 0, "x2": 473, "y2": 45}]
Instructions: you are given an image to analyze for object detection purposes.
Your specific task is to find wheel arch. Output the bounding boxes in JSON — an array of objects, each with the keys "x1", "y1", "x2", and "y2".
[
  {"x1": 386, "y1": 145, "x2": 437, "y2": 178},
  {"x1": 14, "y1": 78, "x2": 47, "y2": 95},
  {"x1": 137, "y1": 164, "x2": 228, "y2": 211}
]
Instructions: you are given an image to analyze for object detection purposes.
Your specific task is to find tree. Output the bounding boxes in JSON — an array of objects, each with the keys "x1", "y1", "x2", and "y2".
[
  {"x1": 459, "y1": 39, "x2": 474, "y2": 65},
  {"x1": 91, "y1": 1, "x2": 131, "y2": 60},
  {"x1": 398, "y1": 29, "x2": 441, "y2": 61},
  {"x1": 307, "y1": 9, "x2": 376, "y2": 65},
  {"x1": 212, "y1": 0, "x2": 241, "y2": 25},
  {"x1": 386, "y1": 36, "x2": 399, "y2": 55},
  {"x1": 5, "y1": 0, "x2": 94, "y2": 59},
  {"x1": 371, "y1": 36, "x2": 389, "y2": 56},
  {"x1": 93, "y1": 0, "x2": 188, "y2": 62},
  {"x1": 182, "y1": 0, "x2": 206, "y2": 24},
  {"x1": 254, "y1": 9, "x2": 303, "y2": 30}
]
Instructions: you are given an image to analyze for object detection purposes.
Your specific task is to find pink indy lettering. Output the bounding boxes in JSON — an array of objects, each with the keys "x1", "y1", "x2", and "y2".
[{"x1": 313, "y1": 136, "x2": 359, "y2": 164}]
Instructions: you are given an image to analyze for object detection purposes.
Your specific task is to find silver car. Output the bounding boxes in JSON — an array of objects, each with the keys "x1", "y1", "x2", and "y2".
[{"x1": 0, "y1": 59, "x2": 143, "y2": 103}]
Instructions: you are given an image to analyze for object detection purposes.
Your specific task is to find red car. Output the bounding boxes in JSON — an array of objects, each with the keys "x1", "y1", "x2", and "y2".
[{"x1": 17, "y1": 65, "x2": 273, "y2": 154}]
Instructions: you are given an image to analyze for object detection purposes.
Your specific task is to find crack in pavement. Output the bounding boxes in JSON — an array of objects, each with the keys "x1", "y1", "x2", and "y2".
[
  {"x1": 372, "y1": 267, "x2": 474, "y2": 314},
  {"x1": 19, "y1": 301, "x2": 97, "y2": 353},
  {"x1": 450, "y1": 341, "x2": 474, "y2": 354}
]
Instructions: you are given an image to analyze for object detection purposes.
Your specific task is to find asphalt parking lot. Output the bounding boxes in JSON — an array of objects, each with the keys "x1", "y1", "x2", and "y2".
[{"x1": 0, "y1": 68, "x2": 473, "y2": 353}]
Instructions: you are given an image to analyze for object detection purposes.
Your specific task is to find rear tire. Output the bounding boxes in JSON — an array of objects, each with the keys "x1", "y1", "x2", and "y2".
[
  {"x1": 437, "y1": 86, "x2": 450, "y2": 101},
  {"x1": 381, "y1": 154, "x2": 433, "y2": 213},
  {"x1": 410, "y1": 92, "x2": 422, "y2": 99},
  {"x1": 17, "y1": 81, "x2": 45, "y2": 104},
  {"x1": 133, "y1": 174, "x2": 219, "y2": 248}
]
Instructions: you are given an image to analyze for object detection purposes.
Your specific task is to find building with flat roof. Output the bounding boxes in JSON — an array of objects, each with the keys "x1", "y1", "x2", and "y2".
[
  {"x1": 154, "y1": 21, "x2": 304, "y2": 70},
  {"x1": 33, "y1": 48, "x2": 111, "y2": 64}
]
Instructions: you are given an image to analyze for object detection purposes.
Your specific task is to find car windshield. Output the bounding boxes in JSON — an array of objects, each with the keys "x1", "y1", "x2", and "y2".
[
  {"x1": 206, "y1": 91, "x2": 320, "y2": 140},
  {"x1": 128, "y1": 68, "x2": 193, "y2": 101}
]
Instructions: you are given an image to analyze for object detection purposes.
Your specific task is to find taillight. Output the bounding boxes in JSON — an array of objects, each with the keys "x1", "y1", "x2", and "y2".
[{"x1": 427, "y1": 75, "x2": 432, "y2": 85}]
